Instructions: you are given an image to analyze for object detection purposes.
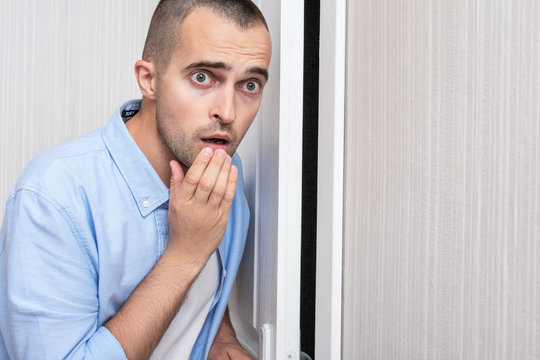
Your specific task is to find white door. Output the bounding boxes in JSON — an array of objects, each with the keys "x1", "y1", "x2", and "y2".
[{"x1": 233, "y1": 1, "x2": 304, "y2": 359}]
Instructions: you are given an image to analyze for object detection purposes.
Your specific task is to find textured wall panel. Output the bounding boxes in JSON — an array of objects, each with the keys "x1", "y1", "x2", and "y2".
[
  {"x1": 0, "y1": 0, "x2": 158, "y2": 219},
  {"x1": 343, "y1": 1, "x2": 540, "y2": 359}
]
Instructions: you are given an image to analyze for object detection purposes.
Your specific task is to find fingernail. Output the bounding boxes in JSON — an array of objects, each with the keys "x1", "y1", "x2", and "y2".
[
  {"x1": 224, "y1": 155, "x2": 231, "y2": 163},
  {"x1": 202, "y1": 147, "x2": 213, "y2": 156},
  {"x1": 216, "y1": 149, "x2": 226, "y2": 157}
]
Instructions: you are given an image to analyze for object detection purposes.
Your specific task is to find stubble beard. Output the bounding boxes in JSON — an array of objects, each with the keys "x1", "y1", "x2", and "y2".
[
  {"x1": 156, "y1": 112, "x2": 197, "y2": 170},
  {"x1": 156, "y1": 107, "x2": 240, "y2": 170}
]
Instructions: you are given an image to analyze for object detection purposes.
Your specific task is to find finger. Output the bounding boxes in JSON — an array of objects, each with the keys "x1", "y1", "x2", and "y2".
[
  {"x1": 207, "y1": 154, "x2": 232, "y2": 208},
  {"x1": 169, "y1": 160, "x2": 185, "y2": 193},
  {"x1": 178, "y1": 147, "x2": 214, "y2": 201},
  {"x1": 219, "y1": 165, "x2": 238, "y2": 212},
  {"x1": 193, "y1": 149, "x2": 227, "y2": 203}
]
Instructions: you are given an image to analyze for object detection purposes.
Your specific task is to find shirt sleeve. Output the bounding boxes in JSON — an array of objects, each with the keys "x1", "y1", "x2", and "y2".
[{"x1": 0, "y1": 189, "x2": 127, "y2": 360}]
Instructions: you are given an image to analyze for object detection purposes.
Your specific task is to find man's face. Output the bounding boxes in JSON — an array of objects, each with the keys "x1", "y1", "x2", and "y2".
[{"x1": 155, "y1": 7, "x2": 272, "y2": 169}]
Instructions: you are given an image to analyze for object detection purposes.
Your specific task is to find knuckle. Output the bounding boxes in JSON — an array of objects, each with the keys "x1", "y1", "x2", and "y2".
[
  {"x1": 212, "y1": 186, "x2": 225, "y2": 198},
  {"x1": 198, "y1": 179, "x2": 214, "y2": 192},
  {"x1": 222, "y1": 192, "x2": 235, "y2": 203},
  {"x1": 184, "y1": 173, "x2": 199, "y2": 186}
]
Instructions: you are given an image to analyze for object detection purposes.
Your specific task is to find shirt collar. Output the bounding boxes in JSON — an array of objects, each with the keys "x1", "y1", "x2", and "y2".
[{"x1": 101, "y1": 100, "x2": 169, "y2": 217}]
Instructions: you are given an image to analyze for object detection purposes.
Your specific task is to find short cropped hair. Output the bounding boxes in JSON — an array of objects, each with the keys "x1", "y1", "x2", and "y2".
[{"x1": 142, "y1": 0, "x2": 268, "y2": 74}]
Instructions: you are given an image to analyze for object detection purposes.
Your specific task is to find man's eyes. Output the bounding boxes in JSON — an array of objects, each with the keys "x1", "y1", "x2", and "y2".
[
  {"x1": 241, "y1": 80, "x2": 261, "y2": 93},
  {"x1": 190, "y1": 72, "x2": 261, "y2": 93},
  {"x1": 191, "y1": 71, "x2": 212, "y2": 85}
]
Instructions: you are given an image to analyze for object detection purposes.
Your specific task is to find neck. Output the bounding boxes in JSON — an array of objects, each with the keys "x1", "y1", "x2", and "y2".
[{"x1": 126, "y1": 98, "x2": 175, "y2": 187}]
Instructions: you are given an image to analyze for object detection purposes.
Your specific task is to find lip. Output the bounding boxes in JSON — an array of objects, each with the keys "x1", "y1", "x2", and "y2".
[{"x1": 200, "y1": 134, "x2": 232, "y2": 151}]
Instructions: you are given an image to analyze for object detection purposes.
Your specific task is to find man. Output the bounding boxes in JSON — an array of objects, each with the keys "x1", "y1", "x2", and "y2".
[{"x1": 0, "y1": 0, "x2": 272, "y2": 359}]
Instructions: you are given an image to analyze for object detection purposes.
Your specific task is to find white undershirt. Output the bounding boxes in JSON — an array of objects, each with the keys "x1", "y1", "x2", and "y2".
[{"x1": 150, "y1": 252, "x2": 220, "y2": 359}]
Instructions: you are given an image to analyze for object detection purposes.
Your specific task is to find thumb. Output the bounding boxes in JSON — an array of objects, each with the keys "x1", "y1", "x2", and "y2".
[{"x1": 169, "y1": 160, "x2": 185, "y2": 192}]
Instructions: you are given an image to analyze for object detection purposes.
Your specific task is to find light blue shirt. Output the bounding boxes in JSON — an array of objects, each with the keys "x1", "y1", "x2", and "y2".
[{"x1": 0, "y1": 100, "x2": 250, "y2": 360}]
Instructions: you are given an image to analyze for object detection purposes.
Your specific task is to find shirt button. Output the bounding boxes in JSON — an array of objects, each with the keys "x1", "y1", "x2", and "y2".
[{"x1": 143, "y1": 200, "x2": 150, "y2": 208}]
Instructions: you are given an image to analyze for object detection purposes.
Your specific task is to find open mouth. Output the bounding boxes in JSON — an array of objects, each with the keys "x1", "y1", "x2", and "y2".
[{"x1": 202, "y1": 138, "x2": 228, "y2": 145}]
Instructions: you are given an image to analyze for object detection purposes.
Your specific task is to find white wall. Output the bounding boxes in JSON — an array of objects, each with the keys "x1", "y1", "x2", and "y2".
[
  {"x1": 343, "y1": 1, "x2": 540, "y2": 359},
  {"x1": 0, "y1": 0, "x2": 157, "y2": 220}
]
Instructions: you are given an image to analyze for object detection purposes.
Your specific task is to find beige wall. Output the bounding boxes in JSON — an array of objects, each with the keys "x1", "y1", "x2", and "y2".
[{"x1": 343, "y1": 1, "x2": 540, "y2": 359}]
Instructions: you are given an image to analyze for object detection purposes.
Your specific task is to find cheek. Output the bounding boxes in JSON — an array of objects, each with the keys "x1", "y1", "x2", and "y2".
[
  {"x1": 238, "y1": 100, "x2": 261, "y2": 127},
  {"x1": 238, "y1": 99, "x2": 261, "y2": 130},
  {"x1": 160, "y1": 86, "x2": 205, "y2": 122},
  {"x1": 237, "y1": 111, "x2": 257, "y2": 135}
]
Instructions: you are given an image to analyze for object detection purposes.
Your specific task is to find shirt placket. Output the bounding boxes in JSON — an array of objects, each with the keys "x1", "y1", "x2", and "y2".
[{"x1": 154, "y1": 205, "x2": 169, "y2": 257}]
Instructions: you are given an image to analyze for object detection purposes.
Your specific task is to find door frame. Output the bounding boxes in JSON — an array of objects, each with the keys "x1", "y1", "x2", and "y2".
[
  {"x1": 315, "y1": 0, "x2": 346, "y2": 358},
  {"x1": 274, "y1": 0, "x2": 304, "y2": 358},
  {"x1": 233, "y1": 1, "x2": 304, "y2": 359}
]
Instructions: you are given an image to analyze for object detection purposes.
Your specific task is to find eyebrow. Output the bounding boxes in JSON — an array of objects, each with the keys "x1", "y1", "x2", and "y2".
[
  {"x1": 186, "y1": 61, "x2": 230, "y2": 71},
  {"x1": 186, "y1": 61, "x2": 269, "y2": 81},
  {"x1": 247, "y1": 66, "x2": 269, "y2": 81}
]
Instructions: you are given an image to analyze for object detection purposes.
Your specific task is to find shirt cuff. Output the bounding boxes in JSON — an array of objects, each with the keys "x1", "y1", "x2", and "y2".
[{"x1": 85, "y1": 326, "x2": 127, "y2": 360}]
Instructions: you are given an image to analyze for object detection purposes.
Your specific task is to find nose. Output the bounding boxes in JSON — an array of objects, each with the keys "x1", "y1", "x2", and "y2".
[{"x1": 211, "y1": 85, "x2": 237, "y2": 124}]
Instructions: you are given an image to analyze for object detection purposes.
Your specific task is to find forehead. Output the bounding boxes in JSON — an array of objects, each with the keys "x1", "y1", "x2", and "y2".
[{"x1": 173, "y1": 7, "x2": 272, "y2": 70}]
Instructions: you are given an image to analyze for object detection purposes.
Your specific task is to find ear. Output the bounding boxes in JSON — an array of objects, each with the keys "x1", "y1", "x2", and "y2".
[{"x1": 134, "y1": 60, "x2": 158, "y2": 100}]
